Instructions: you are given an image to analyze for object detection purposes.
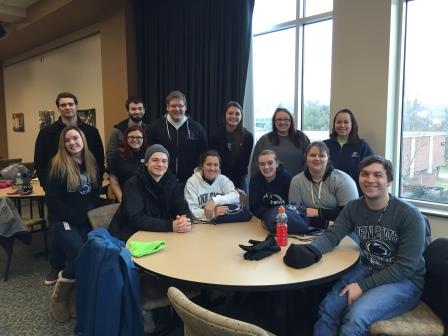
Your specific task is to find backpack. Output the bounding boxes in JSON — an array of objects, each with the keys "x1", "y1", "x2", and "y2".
[
  {"x1": 262, "y1": 205, "x2": 309, "y2": 235},
  {"x1": 0, "y1": 164, "x2": 29, "y2": 180}
]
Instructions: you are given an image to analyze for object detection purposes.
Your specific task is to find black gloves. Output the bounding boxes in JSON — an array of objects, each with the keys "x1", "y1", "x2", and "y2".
[
  {"x1": 283, "y1": 244, "x2": 322, "y2": 269},
  {"x1": 239, "y1": 234, "x2": 280, "y2": 261}
]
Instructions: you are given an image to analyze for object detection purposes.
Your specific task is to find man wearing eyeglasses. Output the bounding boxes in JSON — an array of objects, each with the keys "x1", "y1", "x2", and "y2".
[
  {"x1": 34, "y1": 92, "x2": 105, "y2": 191},
  {"x1": 106, "y1": 96, "x2": 149, "y2": 164},
  {"x1": 148, "y1": 90, "x2": 208, "y2": 184}
]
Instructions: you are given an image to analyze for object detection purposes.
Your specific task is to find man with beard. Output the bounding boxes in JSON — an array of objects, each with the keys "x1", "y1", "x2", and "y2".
[{"x1": 106, "y1": 96, "x2": 149, "y2": 163}]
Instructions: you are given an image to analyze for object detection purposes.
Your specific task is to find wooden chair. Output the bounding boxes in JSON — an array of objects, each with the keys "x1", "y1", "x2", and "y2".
[
  {"x1": 87, "y1": 203, "x2": 120, "y2": 229},
  {"x1": 167, "y1": 286, "x2": 275, "y2": 336}
]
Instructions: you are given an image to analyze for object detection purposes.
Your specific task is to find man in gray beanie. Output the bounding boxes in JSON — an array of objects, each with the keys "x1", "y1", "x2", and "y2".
[
  {"x1": 109, "y1": 144, "x2": 192, "y2": 241},
  {"x1": 144, "y1": 144, "x2": 170, "y2": 164}
]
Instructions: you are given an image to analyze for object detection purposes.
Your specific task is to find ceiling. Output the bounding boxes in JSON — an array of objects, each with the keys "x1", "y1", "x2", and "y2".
[{"x1": 0, "y1": 0, "x2": 38, "y2": 24}]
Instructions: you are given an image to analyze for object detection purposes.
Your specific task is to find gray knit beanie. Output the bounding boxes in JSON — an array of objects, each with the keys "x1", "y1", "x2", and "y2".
[{"x1": 144, "y1": 144, "x2": 170, "y2": 163}]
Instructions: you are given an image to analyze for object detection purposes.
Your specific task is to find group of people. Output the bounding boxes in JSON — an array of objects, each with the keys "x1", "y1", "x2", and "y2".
[{"x1": 33, "y1": 90, "x2": 427, "y2": 335}]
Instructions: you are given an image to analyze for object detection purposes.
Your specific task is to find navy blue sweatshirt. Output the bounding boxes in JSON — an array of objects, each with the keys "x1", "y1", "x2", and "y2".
[
  {"x1": 249, "y1": 165, "x2": 292, "y2": 219},
  {"x1": 45, "y1": 163, "x2": 99, "y2": 229},
  {"x1": 324, "y1": 136, "x2": 374, "y2": 195}
]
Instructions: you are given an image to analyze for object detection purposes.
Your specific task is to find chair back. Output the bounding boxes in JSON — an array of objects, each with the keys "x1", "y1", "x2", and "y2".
[
  {"x1": 87, "y1": 203, "x2": 120, "y2": 229},
  {"x1": 167, "y1": 287, "x2": 274, "y2": 336}
]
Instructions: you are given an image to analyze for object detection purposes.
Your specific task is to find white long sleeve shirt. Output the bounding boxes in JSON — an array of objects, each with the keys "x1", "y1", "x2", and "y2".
[{"x1": 184, "y1": 168, "x2": 240, "y2": 221}]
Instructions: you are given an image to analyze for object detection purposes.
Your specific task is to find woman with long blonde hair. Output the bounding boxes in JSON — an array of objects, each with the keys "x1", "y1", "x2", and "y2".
[{"x1": 45, "y1": 126, "x2": 100, "y2": 323}]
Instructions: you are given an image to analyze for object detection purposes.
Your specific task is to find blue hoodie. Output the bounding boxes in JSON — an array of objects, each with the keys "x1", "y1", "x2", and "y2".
[
  {"x1": 249, "y1": 165, "x2": 292, "y2": 219},
  {"x1": 324, "y1": 136, "x2": 374, "y2": 195}
]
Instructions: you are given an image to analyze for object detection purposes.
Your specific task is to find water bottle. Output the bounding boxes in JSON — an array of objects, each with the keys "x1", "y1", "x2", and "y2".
[
  {"x1": 276, "y1": 205, "x2": 288, "y2": 247},
  {"x1": 15, "y1": 172, "x2": 23, "y2": 191}
]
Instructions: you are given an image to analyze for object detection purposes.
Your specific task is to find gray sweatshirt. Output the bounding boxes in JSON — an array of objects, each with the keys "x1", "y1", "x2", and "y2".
[{"x1": 311, "y1": 195, "x2": 426, "y2": 291}]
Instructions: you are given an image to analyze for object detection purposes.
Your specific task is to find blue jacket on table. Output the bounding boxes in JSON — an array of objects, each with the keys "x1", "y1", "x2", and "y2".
[
  {"x1": 249, "y1": 165, "x2": 292, "y2": 219},
  {"x1": 324, "y1": 136, "x2": 374, "y2": 195},
  {"x1": 75, "y1": 228, "x2": 144, "y2": 336}
]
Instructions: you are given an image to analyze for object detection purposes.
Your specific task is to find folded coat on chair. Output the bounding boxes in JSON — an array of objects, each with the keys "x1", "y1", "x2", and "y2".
[{"x1": 74, "y1": 228, "x2": 144, "y2": 336}]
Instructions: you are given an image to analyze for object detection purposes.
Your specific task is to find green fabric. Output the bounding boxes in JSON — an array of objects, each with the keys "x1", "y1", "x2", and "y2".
[
  {"x1": 128, "y1": 240, "x2": 166, "y2": 257},
  {"x1": 337, "y1": 137, "x2": 348, "y2": 146}
]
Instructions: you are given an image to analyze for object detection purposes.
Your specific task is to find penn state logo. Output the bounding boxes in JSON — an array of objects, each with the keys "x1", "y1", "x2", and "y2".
[
  {"x1": 78, "y1": 174, "x2": 92, "y2": 195},
  {"x1": 79, "y1": 182, "x2": 92, "y2": 195},
  {"x1": 226, "y1": 203, "x2": 243, "y2": 214},
  {"x1": 352, "y1": 152, "x2": 360, "y2": 158},
  {"x1": 365, "y1": 240, "x2": 391, "y2": 257},
  {"x1": 263, "y1": 192, "x2": 284, "y2": 207}
]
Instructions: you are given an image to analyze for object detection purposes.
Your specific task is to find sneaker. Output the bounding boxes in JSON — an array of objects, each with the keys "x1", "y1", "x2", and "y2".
[{"x1": 45, "y1": 269, "x2": 60, "y2": 286}]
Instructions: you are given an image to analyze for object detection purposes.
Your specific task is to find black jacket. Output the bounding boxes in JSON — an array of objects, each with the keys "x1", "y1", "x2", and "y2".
[
  {"x1": 109, "y1": 168, "x2": 191, "y2": 241},
  {"x1": 209, "y1": 125, "x2": 254, "y2": 188},
  {"x1": 45, "y1": 163, "x2": 100, "y2": 229},
  {"x1": 34, "y1": 117, "x2": 105, "y2": 189},
  {"x1": 148, "y1": 115, "x2": 208, "y2": 183}
]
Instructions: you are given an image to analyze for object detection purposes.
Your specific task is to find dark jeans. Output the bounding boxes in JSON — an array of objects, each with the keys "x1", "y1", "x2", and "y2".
[{"x1": 49, "y1": 222, "x2": 90, "y2": 279}]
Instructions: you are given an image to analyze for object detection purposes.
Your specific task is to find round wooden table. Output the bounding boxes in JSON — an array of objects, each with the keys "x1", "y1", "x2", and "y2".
[{"x1": 128, "y1": 218, "x2": 360, "y2": 291}]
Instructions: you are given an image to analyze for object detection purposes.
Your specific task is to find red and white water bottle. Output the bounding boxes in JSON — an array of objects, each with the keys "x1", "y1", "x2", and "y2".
[{"x1": 276, "y1": 205, "x2": 288, "y2": 247}]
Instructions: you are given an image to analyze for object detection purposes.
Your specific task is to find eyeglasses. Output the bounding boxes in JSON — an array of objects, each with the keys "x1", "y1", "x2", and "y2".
[
  {"x1": 275, "y1": 118, "x2": 291, "y2": 123},
  {"x1": 127, "y1": 136, "x2": 144, "y2": 141}
]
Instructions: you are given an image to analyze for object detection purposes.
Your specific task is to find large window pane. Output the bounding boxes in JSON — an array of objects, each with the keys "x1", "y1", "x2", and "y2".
[
  {"x1": 305, "y1": 0, "x2": 333, "y2": 17},
  {"x1": 253, "y1": 28, "x2": 295, "y2": 140},
  {"x1": 252, "y1": 0, "x2": 296, "y2": 33},
  {"x1": 302, "y1": 20, "x2": 332, "y2": 141},
  {"x1": 400, "y1": 0, "x2": 448, "y2": 204}
]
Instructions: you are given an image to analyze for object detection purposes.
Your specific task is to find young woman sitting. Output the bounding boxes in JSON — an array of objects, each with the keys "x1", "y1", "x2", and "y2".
[
  {"x1": 45, "y1": 126, "x2": 100, "y2": 322},
  {"x1": 249, "y1": 150, "x2": 292, "y2": 219},
  {"x1": 108, "y1": 125, "x2": 148, "y2": 202},
  {"x1": 184, "y1": 150, "x2": 240, "y2": 222},
  {"x1": 289, "y1": 141, "x2": 358, "y2": 228}
]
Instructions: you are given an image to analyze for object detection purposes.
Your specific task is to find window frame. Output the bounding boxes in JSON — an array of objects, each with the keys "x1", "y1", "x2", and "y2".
[
  {"x1": 249, "y1": 0, "x2": 333, "y2": 135},
  {"x1": 395, "y1": 0, "x2": 448, "y2": 216}
]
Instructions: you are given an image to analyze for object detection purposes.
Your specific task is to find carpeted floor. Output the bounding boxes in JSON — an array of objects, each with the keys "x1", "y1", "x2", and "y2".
[{"x1": 0, "y1": 232, "x2": 75, "y2": 336}]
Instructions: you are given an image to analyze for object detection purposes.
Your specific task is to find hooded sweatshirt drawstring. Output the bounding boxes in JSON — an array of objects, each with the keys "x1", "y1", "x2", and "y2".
[{"x1": 310, "y1": 180, "x2": 323, "y2": 206}]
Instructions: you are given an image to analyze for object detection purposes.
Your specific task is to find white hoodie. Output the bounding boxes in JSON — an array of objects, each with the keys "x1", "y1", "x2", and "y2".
[{"x1": 184, "y1": 168, "x2": 240, "y2": 221}]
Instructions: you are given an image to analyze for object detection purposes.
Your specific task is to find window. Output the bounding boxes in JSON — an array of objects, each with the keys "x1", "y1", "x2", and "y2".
[
  {"x1": 400, "y1": 0, "x2": 448, "y2": 206},
  {"x1": 251, "y1": 0, "x2": 332, "y2": 141}
]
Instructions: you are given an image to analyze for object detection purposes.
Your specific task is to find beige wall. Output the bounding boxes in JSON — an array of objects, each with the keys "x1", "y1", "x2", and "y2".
[
  {"x1": 3, "y1": 34, "x2": 103, "y2": 162},
  {"x1": 330, "y1": 0, "x2": 392, "y2": 155},
  {"x1": 0, "y1": 70, "x2": 6, "y2": 158},
  {"x1": 0, "y1": 0, "x2": 135, "y2": 159}
]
